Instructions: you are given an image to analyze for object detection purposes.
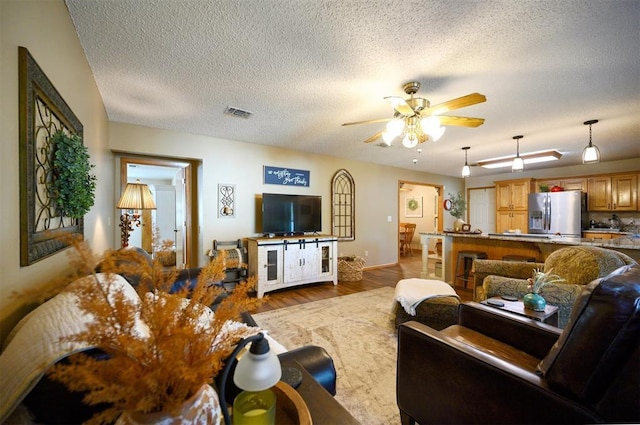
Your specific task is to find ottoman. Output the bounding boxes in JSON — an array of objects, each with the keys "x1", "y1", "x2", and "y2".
[{"x1": 393, "y1": 278, "x2": 461, "y2": 330}]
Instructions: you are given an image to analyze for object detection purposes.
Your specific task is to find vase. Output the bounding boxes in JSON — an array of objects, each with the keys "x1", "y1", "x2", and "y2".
[
  {"x1": 523, "y1": 292, "x2": 546, "y2": 312},
  {"x1": 116, "y1": 384, "x2": 222, "y2": 425},
  {"x1": 453, "y1": 218, "x2": 466, "y2": 232}
]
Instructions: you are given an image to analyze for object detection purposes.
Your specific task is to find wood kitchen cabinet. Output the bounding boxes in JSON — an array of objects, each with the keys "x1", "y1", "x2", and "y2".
[
  {"x1": 496, "y1": 178, "x2": 533, "y2": 211},
  {"x1": 495, "y1": 178, "x2": 533, "y2": 232},
  {"x1": 536, "y1": 178, "x2": 586, "y2": 192},
  {"x1": 496, "y1": 210, "x2": 529, "y2": 233},
  {"x1": 588, "y1": 174, "x2": 638, "y2": 211},
  {"x1": 582, "y1": 232, "x2": 626, "y2": 240}
]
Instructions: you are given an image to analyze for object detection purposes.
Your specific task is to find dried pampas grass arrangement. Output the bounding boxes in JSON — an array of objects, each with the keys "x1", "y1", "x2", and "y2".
[{"x1": 42, "y1": 238, "x2": 263, "y2": 425}]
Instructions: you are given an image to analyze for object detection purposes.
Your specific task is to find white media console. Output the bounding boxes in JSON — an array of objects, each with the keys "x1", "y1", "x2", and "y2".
[{"x1": 248, "y1": 235, "x2": 338, "y2": 298}]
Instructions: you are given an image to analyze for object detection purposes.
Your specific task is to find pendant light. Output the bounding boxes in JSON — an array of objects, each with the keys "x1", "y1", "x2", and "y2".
[
  {"x1": 582, "y1": 119, "x2": 600, "y2": 164},
  {"x1": 461, "y1": 146, "x2": 471, "y2": 178},
  {"x1": 512, "y1": 135, "x2": 524, "y2": 172}
]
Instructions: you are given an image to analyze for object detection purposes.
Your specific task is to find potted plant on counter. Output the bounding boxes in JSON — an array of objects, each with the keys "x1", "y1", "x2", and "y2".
[{"x1": 447, "y1": 191, "x2": 467, "y2": 232}]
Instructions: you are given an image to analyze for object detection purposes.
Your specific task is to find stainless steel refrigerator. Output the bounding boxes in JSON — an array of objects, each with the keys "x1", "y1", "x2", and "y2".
[{"x1": 528, "y1": 191, "x2": 588, "y2": 237}]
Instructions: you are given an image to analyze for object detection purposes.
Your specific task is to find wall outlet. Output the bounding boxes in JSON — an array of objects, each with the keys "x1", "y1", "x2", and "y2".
[
  {"x1": 387, "y1": 215, "x2": 392, "y2": 222},
  {"x1": 364, "y1": 250, "x2": 368, "y2": 257}
]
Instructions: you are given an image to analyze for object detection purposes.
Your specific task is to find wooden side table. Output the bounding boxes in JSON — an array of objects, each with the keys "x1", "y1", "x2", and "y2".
[
  {"x1": 482, "y1": 297, "x2": 559, "y2": 327},
  {"x1": 281, "y1": 360, "x2": 359, "y2": 425}
]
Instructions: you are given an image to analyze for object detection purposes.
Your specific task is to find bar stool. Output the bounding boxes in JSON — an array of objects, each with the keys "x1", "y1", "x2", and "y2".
[
  {"x1": 454, "y1": 250, "x2": 488, "y2": 288},
  {"x1": 502, "y1": 255, "x2": 537, "y2": 262}
]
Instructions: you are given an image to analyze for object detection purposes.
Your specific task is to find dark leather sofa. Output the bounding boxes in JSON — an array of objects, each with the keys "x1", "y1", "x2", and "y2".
[
  {"x1": 18, "y1": 247, "x2": 337, "y2": 423},
  {"x1": 397, "y1": 263, "x2": 640, "y2": 425}
]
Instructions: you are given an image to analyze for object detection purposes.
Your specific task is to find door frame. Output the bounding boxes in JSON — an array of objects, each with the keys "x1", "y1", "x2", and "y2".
[
  {"x1": 117, "y1": 154, "x2": 200, "y2": 268},
  {"x1": 398, "y1": 180, "x2": 444, "y2": 257}
]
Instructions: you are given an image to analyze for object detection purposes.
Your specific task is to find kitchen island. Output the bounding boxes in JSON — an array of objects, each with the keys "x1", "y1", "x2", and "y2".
[{"x1": 419, "y1": 231, "x2": 640, "y2": 286}]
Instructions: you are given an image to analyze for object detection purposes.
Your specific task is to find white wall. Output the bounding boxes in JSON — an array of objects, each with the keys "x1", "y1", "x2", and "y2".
[
  {"x1": 1, "y1": 0, "x2": 112, "y2": 343},
  {"x1": 108, "y1": 122, "x2": 465, "y2": 267}
]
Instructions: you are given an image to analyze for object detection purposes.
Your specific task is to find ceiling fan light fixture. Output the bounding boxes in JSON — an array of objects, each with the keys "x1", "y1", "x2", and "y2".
[
  {"x1": 582, "y1": 119, "x2": 600, "y2": 164},
  {"x1": 402, "y1": 133, "x2": 418, "y2": 149},
  {"x1": 420, "y1": 116, "x2": 440, "y2": 134},
  {"x1": 432, "y1": 126, "x2": 446, "y2": 142},
  {"x1": 461, "y1": 146, "x2": 471, "y2": 178},
  {"x1": 345, "y1": 82, "x2": 486, "y2": 152},
  {"x1": 381, "y1": 131, "x2": 395, "y2": 145},
  {"x1": 386, "y1": 118, "x2": 404, "y2": 136},
  {"x1": 511, "y1": 135, "x2": 524, "y2": 172}
]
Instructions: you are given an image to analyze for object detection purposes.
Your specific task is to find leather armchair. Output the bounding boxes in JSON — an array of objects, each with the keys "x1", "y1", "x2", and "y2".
[
  {"x1": 473, "y1": 246, "x2": 637, "y2": 327},
  {"x1": 397, "y1": 263, "x2": 640, "y2": 425}
]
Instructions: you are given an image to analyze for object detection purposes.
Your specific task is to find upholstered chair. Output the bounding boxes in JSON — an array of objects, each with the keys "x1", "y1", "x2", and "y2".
[
  {"x1": 397, "y1": 264, "x2": 640, "y2": 425},
  {"x1": 473, "y1": 246, "x2": 637, "y2": 327}
]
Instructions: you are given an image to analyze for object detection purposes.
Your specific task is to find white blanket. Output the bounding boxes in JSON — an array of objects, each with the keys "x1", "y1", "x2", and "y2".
[
  {"x1": 394, "y1": 278, "x2": 459, "y2": 316},
  {"x1": 0, "y1": 274, "x2": 139, "y2": 424}
]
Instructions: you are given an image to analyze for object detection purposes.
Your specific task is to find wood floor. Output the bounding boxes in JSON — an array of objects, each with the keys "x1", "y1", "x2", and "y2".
[{"x1": 248, "y1": 251, "x2": 473, "y2": 314}]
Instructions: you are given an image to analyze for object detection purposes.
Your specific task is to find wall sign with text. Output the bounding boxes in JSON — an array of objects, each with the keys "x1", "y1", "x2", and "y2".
[{"x1": 263, "y1": 166, "x2": 310, "y2": 187}]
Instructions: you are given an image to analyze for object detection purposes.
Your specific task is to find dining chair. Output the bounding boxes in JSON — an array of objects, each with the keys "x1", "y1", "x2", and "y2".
[{"x1": 399, "y1": 223, "x2": 417, "y2": 256}]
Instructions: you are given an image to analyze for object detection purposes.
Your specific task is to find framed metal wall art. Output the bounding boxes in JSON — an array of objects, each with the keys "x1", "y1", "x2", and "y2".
[
  {"x1": 218, "y1": 184, "x2": 235, "y2": 217},
  {"x1": 19, "y1": 46, "x2": 84, "y2": 265}
]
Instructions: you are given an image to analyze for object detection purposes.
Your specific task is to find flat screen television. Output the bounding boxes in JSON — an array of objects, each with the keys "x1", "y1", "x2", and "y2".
[{"x1": 262, "y1": 193, "x2": 321, "y2": 236}]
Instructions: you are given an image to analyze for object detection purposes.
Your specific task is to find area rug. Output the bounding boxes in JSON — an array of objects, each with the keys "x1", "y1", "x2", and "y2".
[{"x1": 253, "y1": 287, "x2": 399, "y2": 425}]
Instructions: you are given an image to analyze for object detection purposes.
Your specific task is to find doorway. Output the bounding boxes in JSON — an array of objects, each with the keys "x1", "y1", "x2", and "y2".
[
  {"x1": 398, "y1": 181, "x2": 444, "y2": 258},
  {"x1": 118, "y1": 156, "x2": 199, "y2": 268},
  {"x1": 468, "y1": 187, "x2": 496, "y2": 234}
]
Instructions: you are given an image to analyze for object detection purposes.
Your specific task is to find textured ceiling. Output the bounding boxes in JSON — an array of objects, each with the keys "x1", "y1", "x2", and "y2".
[{"x1": 65, "y1": 0, "x2": 640, "y2": 177}]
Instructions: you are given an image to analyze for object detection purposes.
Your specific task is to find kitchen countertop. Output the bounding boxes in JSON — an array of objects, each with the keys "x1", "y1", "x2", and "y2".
[
  {"x1": 420, "y1": 231, "x2": 640, "y2": 250},
  {"x1": 583, "y1": 229, "x2": 632, "y2": 234}
]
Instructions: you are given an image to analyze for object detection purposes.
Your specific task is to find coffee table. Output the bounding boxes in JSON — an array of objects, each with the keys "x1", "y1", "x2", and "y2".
[
  {"x1": 281, "y1": 359, "x2": 360, "y2": 425},
  {"x1": 482, "y1": 297, "x2": 559, "y2": 327}
]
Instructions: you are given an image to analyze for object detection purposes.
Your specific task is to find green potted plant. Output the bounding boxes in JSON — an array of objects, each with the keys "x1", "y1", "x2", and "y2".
[
  {"x1": 447, "y1": 191, "x2": 467, "y2": 231},
  {"x1": 51, "y1": 131, "x2": 97, "y2": 219}
]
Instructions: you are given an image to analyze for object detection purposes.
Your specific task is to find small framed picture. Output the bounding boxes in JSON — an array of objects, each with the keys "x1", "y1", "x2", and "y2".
[
  {"x1": 405, "y1": 196, "x2": 423, "y2": 218},
  {"x1": 461, "y1": 223, "x2": 471, "y2": 232}
]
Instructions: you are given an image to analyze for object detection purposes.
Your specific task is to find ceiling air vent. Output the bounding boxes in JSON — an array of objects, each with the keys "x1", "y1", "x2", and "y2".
[{"x1": 224, "y1": 106, "x2": 253, "y2": 119}]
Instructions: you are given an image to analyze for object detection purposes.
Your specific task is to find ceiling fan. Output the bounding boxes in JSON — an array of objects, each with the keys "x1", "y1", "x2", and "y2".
[{"x1": 342, "y1": 82, "x2": 486, "y2": 148}]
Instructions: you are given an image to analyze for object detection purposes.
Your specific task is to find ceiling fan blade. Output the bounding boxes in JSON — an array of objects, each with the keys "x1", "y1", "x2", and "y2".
[
  {"x1": 342, "y1": 117, "x2": 392, "y2": 126},
  {"x1": 384, "y1": 96, "x2": 415, "y2": 116},
  {"x1": 426, "y1": 93, "x2": 486, "y2": 115},
  {"x1": 438, "y1": 116, "x2": 485, "y2": 128},
  {"x1": 363, "y1": 131, "x2": 383, "y2": 143}
]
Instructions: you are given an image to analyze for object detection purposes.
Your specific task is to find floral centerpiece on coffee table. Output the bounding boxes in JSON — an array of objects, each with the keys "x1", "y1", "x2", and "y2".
[{"x1": 42, "y1": 239, "x2": 263, "y2": 424}]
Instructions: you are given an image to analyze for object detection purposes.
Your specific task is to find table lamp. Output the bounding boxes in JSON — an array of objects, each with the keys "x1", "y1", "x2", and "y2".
[
  {"x1": 116, "y1": 179, "x2": 156, "y2": 247},
  {"x1": 218, "y1": 333, "x2": 282, "y2": 425}
]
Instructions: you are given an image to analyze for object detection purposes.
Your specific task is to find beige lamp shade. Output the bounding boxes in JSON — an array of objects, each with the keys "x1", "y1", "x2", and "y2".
[{"x1": 117, "y1": 180, "x2": 156, "y2": 210}]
